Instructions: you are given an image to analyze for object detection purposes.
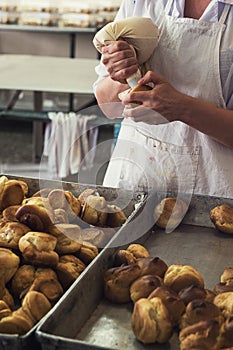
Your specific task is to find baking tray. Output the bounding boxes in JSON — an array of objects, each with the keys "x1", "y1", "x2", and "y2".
[
  {"x1": 36, "y1": 192, "x2": 233, "y2": 350},
  {"x1": 0, "y1": 174, "x2": 146, "y2": 350}
]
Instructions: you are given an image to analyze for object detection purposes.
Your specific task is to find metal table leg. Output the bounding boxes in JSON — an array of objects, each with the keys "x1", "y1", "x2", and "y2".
[{"x1": 32, "y1": 91, "x2": 44, "y2": 163}]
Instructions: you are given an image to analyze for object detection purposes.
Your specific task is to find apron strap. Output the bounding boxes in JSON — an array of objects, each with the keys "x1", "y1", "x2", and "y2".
[
  {"x1": 219, "y1": 3, "x2": 231, "y2": 24},
  {"x1": 165, "y1": 0, "x2": 174, "y2": 14}
]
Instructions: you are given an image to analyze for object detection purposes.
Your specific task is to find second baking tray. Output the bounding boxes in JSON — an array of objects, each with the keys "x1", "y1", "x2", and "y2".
[{"x1": 36, "y1": 192, "x2": 233, "y2": 350}]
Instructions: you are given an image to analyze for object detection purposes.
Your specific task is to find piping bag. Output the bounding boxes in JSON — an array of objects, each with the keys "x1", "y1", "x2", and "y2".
[{"x1": 93, "y1": 17, "x2": 159, "y2": 88}]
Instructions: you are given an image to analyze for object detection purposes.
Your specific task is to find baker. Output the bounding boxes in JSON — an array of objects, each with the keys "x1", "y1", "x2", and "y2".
[{"x1": 93, "y1": 0, "x2": 233, "y2": 199}]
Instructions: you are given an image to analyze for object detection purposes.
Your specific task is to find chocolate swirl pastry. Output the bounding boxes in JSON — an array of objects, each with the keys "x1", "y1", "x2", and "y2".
[{"x1": 130, "y1": 274, "x2": 163, "y2": 303}]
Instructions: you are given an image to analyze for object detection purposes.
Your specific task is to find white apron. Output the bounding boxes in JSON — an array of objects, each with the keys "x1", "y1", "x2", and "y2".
[{"x1": 103, "y1": 0, "x2": 233, "y2": 199}]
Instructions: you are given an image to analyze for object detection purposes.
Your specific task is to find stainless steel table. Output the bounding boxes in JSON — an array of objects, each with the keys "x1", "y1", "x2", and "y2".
[{"x1": 0, "y1": 54, "x2": 99, "y2": 162}]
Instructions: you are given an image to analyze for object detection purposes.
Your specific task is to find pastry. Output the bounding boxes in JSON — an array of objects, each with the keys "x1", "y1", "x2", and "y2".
[
  {"x1": 15, "y1": 201, "x2": 54, "y2": 232},
  {"x1": 2, "y1": 288, "x2": 14, "y2": 309},
  {"x1": 210, "y1": 205, "x2": 233, "y2": 234},
  {"x1": 114, "y1": 249, "x2": 136, "y2": 266},
  {"x1": 221, "y1": 268, "x2": 233, "y2": 283},
  {"x1": 136, "y1": 257, "x2": 168, "y2": 278},
  {"x1": 29, "y1": 268, "x2": 63, "y2": 304},
  {"x1": 131, "y1": 297, "x2": 173, "y2": 344},
  {"x1": 11, "y1": 264, "x2": 36, "y2": 299},
  {"x1": 148, "y1": 286, "x2": 185, "y2": 325},
  {"x1": 49, "y1": 223, "x2": 82, "y2": 255},
  {"x1": 77, "y1": 188, "x2": 99, "y2": 206},
  {"x1": 0, "y1": 300, "x2": 12, "y2": 320},
  {"x1": 214, "y1": 292, "x2": 233, "y2": 319},
  {"x1": 127, "y1": 244, "x2": 150, "y2": 259},
  {"x1": 2, "y1": 205, "x2": 20, "y2": 222},
  {"x1": 106, "y1": 204, "x2": 127, "y2": 227},
  {"x1": 104, "y1": 264, "x2": 141, "y2": 303},
  {"x1": 53, "y1": 208, "x2": 69, "y2": 224},
  {"x1": 178, "y1": 285, "x2": 208, "y2": 306},
  {"x1": 76, "y1": 241, "x2": 98, "y2": 265},
  {"x1": 0, "y1": 310, "x2": 32, "y2": 335},
  {"x1": 180, "y1": 299, "x2": 223, "y2": 330},
  {"x1": 153, "y1": 197, "x2": 188, "y2": 229},
  {"x1": 0, "y1": 221, "x2": 30, "y2": 249},
  {"x1": 48, "y1": 189, "x2": 81, "y2": 220},
  {"x1": 164, "y1": 264, "x2": 204, "y2": 293},
  {"x1": 179, "y1": 320, "x2": 220, "y2": 350},
  {"x1": 0, "y1": 179, "x2": 25, "y2": 211},
  {"x1": 81, "y1": 195, "x2": 107, "y2": 226},
  {"x1": 0, "y1": 247, "x2": 20, "y2": 284},
  {"x1": 19, "y1": 290, "x2": 51, "y2": 325},
  {"x1": 56, "y1": 255, "x2": 86, "y2": 289},
  {"x1": 18, "y1": 231, "x2": 59, "y2": 267},
  {"x1": 214, "y1": 279, "x2": 233, "y2": 294},
  {"x1": 219, "y1": 317, "x2": 233, "y2": 348},
  {"x1": 130, "y1": 274, "x2": 163, "y2": 303}
]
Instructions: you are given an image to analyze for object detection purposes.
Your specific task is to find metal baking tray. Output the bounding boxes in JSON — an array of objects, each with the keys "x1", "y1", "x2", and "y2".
[
  {"x1": 0, "y1": 174, "x2": 146, "y2": 350},
  {"x1": 36, "y1": 192, "x2": 233, "y2": 350}
]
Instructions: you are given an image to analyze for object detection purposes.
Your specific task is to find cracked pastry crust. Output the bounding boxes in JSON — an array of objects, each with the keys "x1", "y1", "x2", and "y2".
[
  {"x1": 131, "y1": 297, "x2": 173, "y2": 344},
  {"x1": 210, "y1": 204, "x2": 233, "y2": 234}
]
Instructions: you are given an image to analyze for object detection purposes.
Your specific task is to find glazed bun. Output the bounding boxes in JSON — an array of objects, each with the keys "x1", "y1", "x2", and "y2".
[
  {"x1": 178, "y1": 285, "x2": 208, "y2": 306},
  {"x1": 130, "y1": 274, "x2": 163, "y2": 303},
  {"x1": 164, "y1": 264, "x2": 204, "y2": 293}
]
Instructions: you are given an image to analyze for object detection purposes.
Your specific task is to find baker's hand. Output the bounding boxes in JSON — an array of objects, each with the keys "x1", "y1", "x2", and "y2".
[
  {"x1": 121, "y1": 71, "x2": 187, "y2": 124},
  {"x1": 102, "y1": 40, "x2": 139, "y2": 84}
]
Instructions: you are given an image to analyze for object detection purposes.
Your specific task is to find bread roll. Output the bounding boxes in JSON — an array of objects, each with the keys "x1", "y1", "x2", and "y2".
[
  {"x1": 136, "y1": 257, "x2": 168, "y2": 278},
  {"x1": 76, "y1": 241, "x2": 98, "y2": 265},
  {"x1": 214, "y1": 292, "x2": 233, "y2": 319},
  {"x1": 11, "y1": 264, "x2": 36, "y2": 299},
  {"x1": 114, "y1": 249, "x2": 136, "y2": 266},
  {"x1": 154, "y1": 197, "x2": 188, "y2": 229},
  {"x1": 178, "y1": 285, "x2": 208, "y2": 306},
  {"x1": 81, "y1": 195, "x2": 107, "y2": 226},
  {"x1": 164, "y1": 264, "x2": 204, "y2": 293},
  {"x1": 106, "y1": 204, "x2": 127, "y2": 228},
  {"x1": 130, "y1": 274, "x2": 163, "y2": 303},
  {"x1": 180, "y1": 299, "x2": 223, "y2": 330},
  {"x1": 221, "y1": 268, "x2": 233, "y2": 283},
  {"x1": 179, "y1": 320, "x2": 220, "y2": 350},
  {"x1": 0, "y1": 221, "x2": 30, "y2": 249},
  {"x1": 16, "y1": 201, "x2": 54, "y2": 232},
  {"x1": 131, "y1": 297, "x2": 173, "y2": 344},
  {"x1": 29, "y1": 268, "x2": 63, "y2": 304},
  {"x1": 0, "y1": 179, "x2": 25, "y2": 210},
  {"x1": 127, "y1": 244, "x2": 150, "y2": 259},
  {"x1": 104, "y1": 264, "x2": 141, "y2": 303},
  {"x1": 19, "y1": 231, "x2": 59, "y2": 267},
  {"x1": 2, "y1": 205, "x2": 20, "y2": 222},
  {"x1": 148, "y1": 286, "x2": 185, "y2": 325},
  {"x1": 0, "y1": 247, "x2": 20, "y2": 284},
  {"x1": 210, "y1": 205, "x2": 233, "y2": 234},
  {"x1": 56, "y1": 255, "x2": 86, "y2": 289}
]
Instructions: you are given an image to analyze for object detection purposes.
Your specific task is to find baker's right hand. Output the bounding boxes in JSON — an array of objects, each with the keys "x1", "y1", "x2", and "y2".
[{"x1": 102, "y1": 40, "x2": 139, "y2": 84}]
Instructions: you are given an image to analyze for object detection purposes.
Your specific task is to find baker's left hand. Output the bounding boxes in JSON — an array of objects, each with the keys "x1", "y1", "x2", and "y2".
[{"x1": 121, "y1": 70, "x2": 187, "y2": 124}]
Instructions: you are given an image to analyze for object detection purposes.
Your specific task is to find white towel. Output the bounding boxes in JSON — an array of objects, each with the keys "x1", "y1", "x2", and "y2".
[{"x1": 43, "y1": 112, "x2": 98, "y2": 179}]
